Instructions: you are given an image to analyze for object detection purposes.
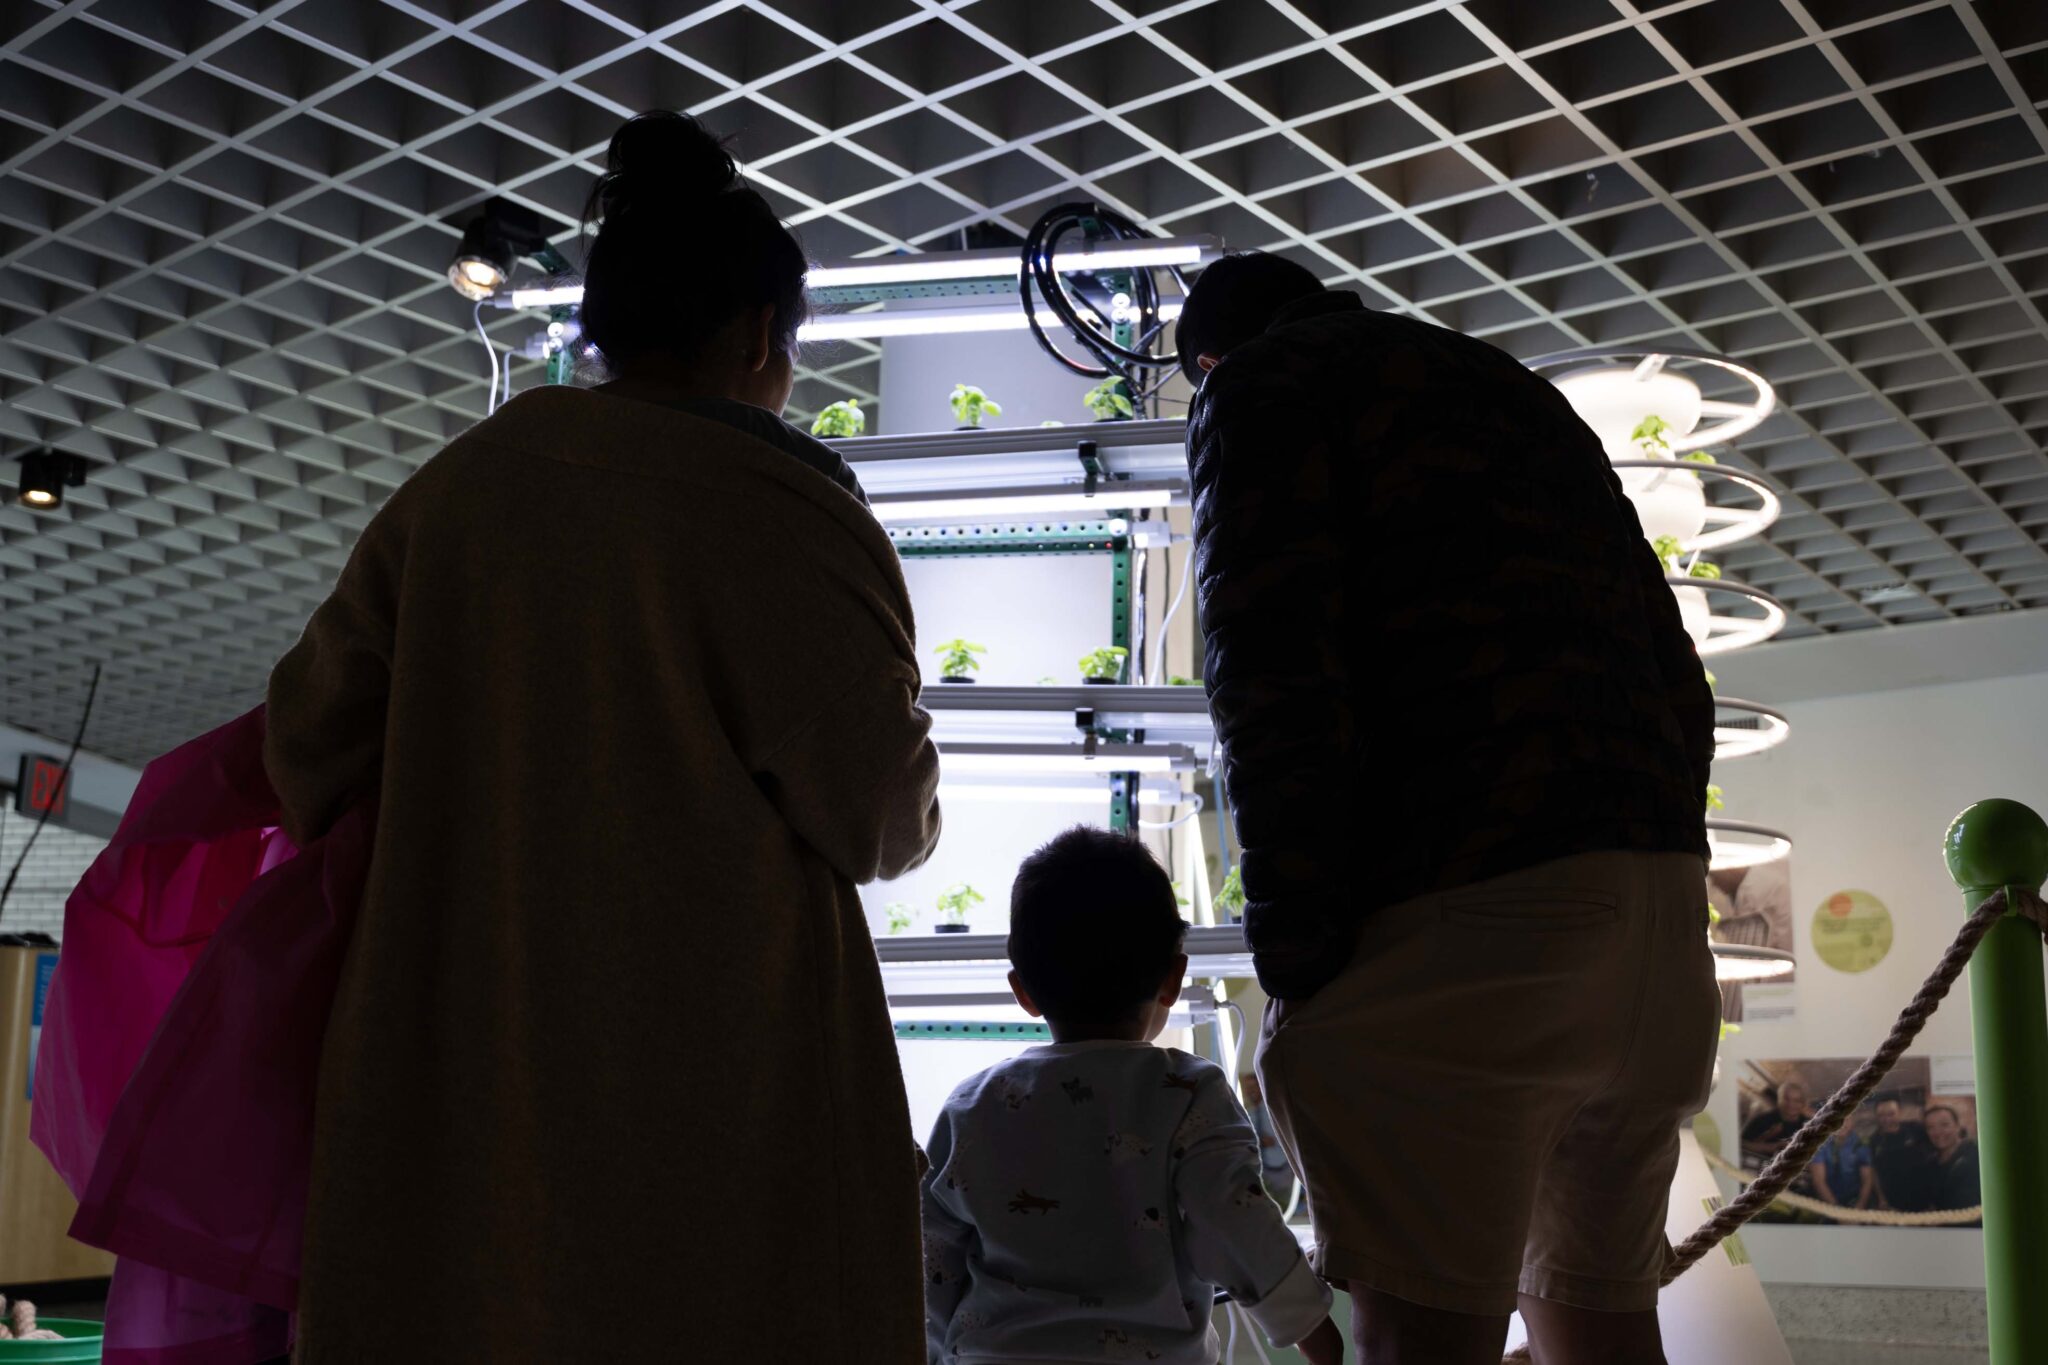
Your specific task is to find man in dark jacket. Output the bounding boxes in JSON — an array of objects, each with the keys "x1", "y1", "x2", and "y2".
[{"x1": 1179, "y1": 252, "x2": 1719, "y2": 1365}]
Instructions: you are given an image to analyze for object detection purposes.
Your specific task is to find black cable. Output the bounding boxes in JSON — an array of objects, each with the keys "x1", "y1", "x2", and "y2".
[
  {"x1": 0, "y1": 663, "x2": 102, "y2": 926},
  {"x1": 1018, "y1": 202, "x2": 1190, "y2": 383}
]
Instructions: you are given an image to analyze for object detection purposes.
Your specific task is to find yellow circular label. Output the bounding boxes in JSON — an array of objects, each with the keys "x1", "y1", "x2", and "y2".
[
  {"x1": 1691, "y1": 1111, "x2": 1722, "y2": 1160},
  {"x1": 1812, "y1": 889, "x2": 1893, "y2": 973}
]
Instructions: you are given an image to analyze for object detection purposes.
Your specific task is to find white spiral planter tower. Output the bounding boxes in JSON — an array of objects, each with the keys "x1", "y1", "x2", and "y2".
[{"x1": 1529, "y1": 347, "x2": 1794, "y2": 985}]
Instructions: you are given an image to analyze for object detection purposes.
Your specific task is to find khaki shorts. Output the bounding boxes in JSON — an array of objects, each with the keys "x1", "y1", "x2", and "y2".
[{"x1": 1257, "y1": 850, "x2": 1719, "y2": 1317}]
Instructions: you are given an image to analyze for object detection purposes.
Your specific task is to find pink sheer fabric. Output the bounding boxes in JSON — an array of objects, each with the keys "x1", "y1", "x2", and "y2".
[{"x1": 30, "y1": 706, "x2": 371, "y2": 1363}]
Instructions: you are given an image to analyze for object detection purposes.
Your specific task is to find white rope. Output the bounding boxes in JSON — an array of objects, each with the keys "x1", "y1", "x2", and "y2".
[{"x1": 1699, "y1": 1147, "x2": 1983, "y2": 1227}]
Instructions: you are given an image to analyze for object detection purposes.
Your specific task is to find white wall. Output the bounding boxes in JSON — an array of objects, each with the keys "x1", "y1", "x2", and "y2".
[
  {"x1": 0, "y1": 726, "x2": 141, "y2": 937},
  {"x1": 873, "y1": 321, "x2": 1198, "y2": 434},
  {"x1": 0, "y1": 723, "x2": 143, "y2": 816},
  {"x1": 1702, "y1": 669, "x2": 2048, "y2": 1287},
  {"x1": 877, "y1": 328, "x2": 1127, "y2": 434}
]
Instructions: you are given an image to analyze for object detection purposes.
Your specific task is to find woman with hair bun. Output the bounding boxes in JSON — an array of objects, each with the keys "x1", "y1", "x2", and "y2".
[{"x1": 265, "y1": 111, "x2": 941, "y2": 1362}]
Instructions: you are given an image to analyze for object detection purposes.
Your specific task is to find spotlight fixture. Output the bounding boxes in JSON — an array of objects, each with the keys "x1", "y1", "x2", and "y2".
[
  {"x1": 445, "y1": 199, "x2": 557, "y2": 302},
  {"x1": 15, "y1": 449, "x2": 87, "y2": 510}
]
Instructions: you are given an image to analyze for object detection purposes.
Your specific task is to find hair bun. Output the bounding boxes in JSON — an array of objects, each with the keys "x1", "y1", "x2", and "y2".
[{"x1": 588, "y1": 110, "x2": 737, "y2": 224}]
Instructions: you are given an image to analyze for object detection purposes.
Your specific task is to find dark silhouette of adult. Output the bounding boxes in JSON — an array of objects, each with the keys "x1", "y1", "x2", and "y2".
[
  {"x1": 265, "y1": 112, "x2": 941, "y2": 1362},
  {"x1": 1177, "y1": 252, "x2": 1717, "y2": 1365}
]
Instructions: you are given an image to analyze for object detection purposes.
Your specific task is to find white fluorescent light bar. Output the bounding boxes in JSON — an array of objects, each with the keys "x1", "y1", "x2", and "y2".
[
  {"x1": 937, "y1": 783, "x2": 1188, "y2": 805},
  {"x1": 494, "y1": 245, "x2": 1200, "y2": 336},
  {"x1": 799, "y1": 302, "x2": 1182, "y2": 344},
  {"x1": 1712, "y1": 948, "x2": 1795, "y2": 983},
  {"x1": 809, "y1": 243, "x2": 1203, "y2": 290},
  {"x1": 939, "y1": 746, "x2": 1195, "y2": 775},
  {"x1": 504, "y1": 285, "x2": 586, "y2": 309},
  {"x1": 871, "y1": 485, "x2": 1179, "y2": 524}
]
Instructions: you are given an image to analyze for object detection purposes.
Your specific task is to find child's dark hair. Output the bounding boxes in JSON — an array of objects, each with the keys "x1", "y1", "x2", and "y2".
[
  {"x1": 580, "y1": 111, "x2": 809, "y2": 370},
  {"x1": 1174, "y1": 250, "x2": 1324, "y2": 385},
  {"x1": 1008, "y1": 826, "x2": 1187, "y2": 1028}
]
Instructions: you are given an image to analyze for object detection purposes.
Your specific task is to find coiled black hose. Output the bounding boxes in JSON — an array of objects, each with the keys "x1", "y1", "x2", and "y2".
[{"x1": 1018, "y1": 202, "x2": 1189, "y2": 384}]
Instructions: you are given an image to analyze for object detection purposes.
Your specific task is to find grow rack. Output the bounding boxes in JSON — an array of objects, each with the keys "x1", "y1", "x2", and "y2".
[
  {"x1": 836, "y1": 420, "x2": 1194, "y2": 836},
  {"x1": 834, "y1": 359, "x2": 1800, "y2": 991}
]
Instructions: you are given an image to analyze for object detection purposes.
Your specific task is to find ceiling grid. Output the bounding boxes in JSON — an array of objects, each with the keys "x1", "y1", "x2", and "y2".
[{"x1": 1, "y1": 0, "x2": 2043, "y2": 763}]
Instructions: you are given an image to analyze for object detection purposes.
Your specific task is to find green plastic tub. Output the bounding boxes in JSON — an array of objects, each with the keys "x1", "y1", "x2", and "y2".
[{"x1": 0, "y1": 1319, "x2": 102, "y2": 1362}]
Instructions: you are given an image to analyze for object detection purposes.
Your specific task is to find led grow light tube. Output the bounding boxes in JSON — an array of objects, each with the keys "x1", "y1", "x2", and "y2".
[
  {"x1": 809, "y1": 242, "x2": 1205, "y2": 290},
  {"x1": 938, "y1": 743, "x2": 1197, "y2": 775},
  {"x1": 499, "y1": 296, "x2": 1188, "y2": 340},
  {"x1": 870, "y1": 483, "x2": 1180, "y2": 524},
  {"x1": 936, "y1": 782, "x2": 1189, "y2": 805},
  {"x1": 503, "y1": 284, "x2": 586, "y2": 309},
  {"x1": 800, "y1": 302, "x2": 1183, "y2": 343},
  {"x1": 1711, "y1": 944, "x2": 1795, "y2": 983}
]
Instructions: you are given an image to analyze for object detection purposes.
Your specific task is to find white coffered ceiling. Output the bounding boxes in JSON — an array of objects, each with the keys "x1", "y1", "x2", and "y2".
[{"x1": 2, "y1": 0, "x2": 2045, "y2": 762}]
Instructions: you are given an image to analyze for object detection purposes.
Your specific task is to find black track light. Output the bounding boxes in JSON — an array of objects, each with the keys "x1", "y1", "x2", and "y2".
[
  {"x1": 15, "y1": 449, "x2": 87, "y2": 511},
  {"x1": 446, "y1": 199, "x2": 553, "y2": 301}
]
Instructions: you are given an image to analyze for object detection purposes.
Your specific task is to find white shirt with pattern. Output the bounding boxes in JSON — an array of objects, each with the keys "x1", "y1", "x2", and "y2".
[{"x1": 922, "y1": 1039, "x2": 1329, "y2": 1364}]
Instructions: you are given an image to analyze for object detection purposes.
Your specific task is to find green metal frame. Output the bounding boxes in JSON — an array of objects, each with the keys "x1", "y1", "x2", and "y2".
[
  {"x1": 891, "y1": 521, "x2": 1131, "y2": 559},
  {"x1": 1104, "y1": 516, "x2": 1139, "y2": 832},
  {"x1": 1944, "y1": 799, "x2": 2048, "y2": 1365},
  {"x1": 1103, "y1": 267, "x2": 1143, "y2": 828},
  {"x1": 895, "y1": 1020, "x2": 1054, "y2": 1042}
]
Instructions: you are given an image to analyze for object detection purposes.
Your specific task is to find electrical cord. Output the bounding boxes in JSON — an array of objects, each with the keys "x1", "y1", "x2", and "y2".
[
  {"x1": 1222, "y1": 1304, "x2": 1276, "y2": 1364},
  {"x1": 1018, "y1": 202, "x2": 1190, "y2": 384},
  {"x1": 1137, "y1": 792, "x2": 1205, "y2": 832},
  {"x1": 473, "y1": 300, "x2": 503, "y2": 414},
  {"x1": 1216, "y1": 770, "x2": 1239, "y2": 883},
  {"x1": 0, "y1": 663, "x2": 102, "y2": 926},
  {"x1": 1148, "y1": 541, "x2": 1195, "y2": 685}
]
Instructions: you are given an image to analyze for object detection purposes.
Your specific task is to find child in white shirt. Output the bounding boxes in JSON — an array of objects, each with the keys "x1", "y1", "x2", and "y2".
[{"x1": 922, "y1": 826, "x2": 1343, "y2": 1364}]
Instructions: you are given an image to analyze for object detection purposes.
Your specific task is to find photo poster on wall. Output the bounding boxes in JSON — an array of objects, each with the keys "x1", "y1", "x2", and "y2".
[
  {"x1": 1733, "y1": 1056, "x2": 1981, "y2": 1227},
  {"x1": 1709, "y1": 858, "x2": 1796, "y2": 1023}
]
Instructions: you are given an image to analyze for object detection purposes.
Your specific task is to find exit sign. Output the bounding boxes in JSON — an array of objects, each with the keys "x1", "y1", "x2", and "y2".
[{"x1": 14, "y1": 754, "x2": 69, "y2": 820}]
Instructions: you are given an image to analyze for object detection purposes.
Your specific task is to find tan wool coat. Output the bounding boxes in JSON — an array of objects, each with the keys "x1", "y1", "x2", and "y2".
[{"x1": 264, "y1": 386, "x2": 942, "y2": 1362}]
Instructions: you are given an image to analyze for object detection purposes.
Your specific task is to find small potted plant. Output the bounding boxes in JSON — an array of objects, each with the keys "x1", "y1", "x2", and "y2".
[
  {"x1": 1168, "y1": 674, "x2": 1200, "y2": 687},
  {"x1": 949, "y1": 384, "x2": 1002, "y2": 429},
  {"x1": 1623, "y1": 414, "x2": 1708, "y2": 545},
  {"x1": 935, "y1": 882, "x2": 983, "y2": 933},
  {"x1": 1078, "y1": 645, "x2": 1128, "y2": 685},
  {"x1": 1654, "y1": 536, "x2": 1720, "y2": 650},
  {"x1": 1083, "y1": 377, "x2": 1135, "y2": 421},
  {"x1": 1215, "y1": 866, "x2": 1246, "y2": 921},
  {"x1": 809, "y1": 398, "x2": 864, "y2": 439},
  {"x1": 935, "y1": 638, "x2": 987, "y2": 684},
  {"x1": 884, "y1": 902, "x2": 916, "y2": 935}
]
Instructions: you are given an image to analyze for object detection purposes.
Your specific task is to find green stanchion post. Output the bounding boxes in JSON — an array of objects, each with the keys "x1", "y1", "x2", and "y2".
[{"x1": 1944, "y1": 798, "x2": 2048, "y2": 1365}]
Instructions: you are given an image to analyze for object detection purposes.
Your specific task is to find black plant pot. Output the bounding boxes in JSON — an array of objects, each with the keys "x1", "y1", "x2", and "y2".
[
  {"x1": 1083, "y1": 676, "x2": 1118, "y2": 685},
  {"x1": 939, "y1": 675, "x2": 976, "y2": 684},
  {"x1": 934, "y1": 922, "x2": 971, "y2": 934}
]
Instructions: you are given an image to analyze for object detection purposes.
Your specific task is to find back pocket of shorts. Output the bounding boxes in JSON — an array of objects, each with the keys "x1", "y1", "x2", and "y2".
[{"x1": 1441, "y1": 888, "x2": 1619, "y2": 930}]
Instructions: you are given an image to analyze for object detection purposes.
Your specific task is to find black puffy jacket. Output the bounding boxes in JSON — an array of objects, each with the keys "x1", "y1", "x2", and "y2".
[{"x1": 1188, "y1": 290, "x2": 1714, "y2": 1000}]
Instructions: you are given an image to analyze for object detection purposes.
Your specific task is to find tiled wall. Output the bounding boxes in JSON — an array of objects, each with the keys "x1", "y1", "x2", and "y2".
[{"x1": 0, "y1": 816, "x2": 106, "y2": 938}]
